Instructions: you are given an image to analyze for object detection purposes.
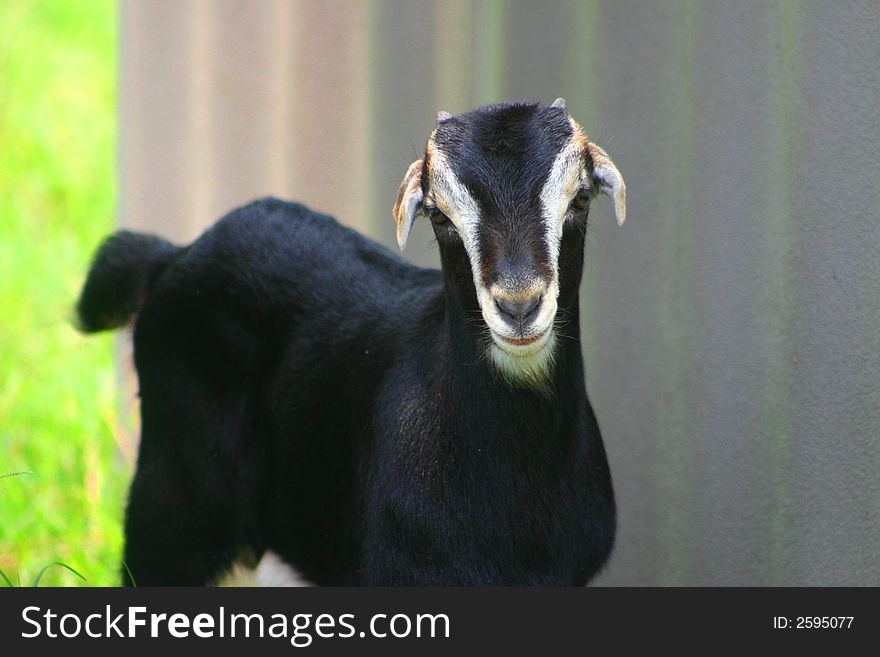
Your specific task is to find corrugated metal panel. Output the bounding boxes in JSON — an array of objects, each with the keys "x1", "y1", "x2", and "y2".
[{"x1": 120, "y1": 0, "x2": 880, "y2": 585}]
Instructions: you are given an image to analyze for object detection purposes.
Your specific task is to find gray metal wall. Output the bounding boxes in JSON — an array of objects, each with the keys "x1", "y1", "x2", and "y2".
[{"x1": 121, "y1": 0, "x2": 880, "y2": 585}]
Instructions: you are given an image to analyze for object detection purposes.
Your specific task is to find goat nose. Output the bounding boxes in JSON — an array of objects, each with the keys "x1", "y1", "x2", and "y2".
[{"x1": 495, "y1": 293, "x2": 542, "y2": 325}]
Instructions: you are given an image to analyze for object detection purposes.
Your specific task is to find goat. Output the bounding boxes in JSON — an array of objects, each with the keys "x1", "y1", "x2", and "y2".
[{"x1": 77, "y1": 99, "x2": 627, "y2": 586}]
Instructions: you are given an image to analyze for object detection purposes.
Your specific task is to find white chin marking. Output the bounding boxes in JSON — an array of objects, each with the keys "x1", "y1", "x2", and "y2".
[
  {"x1": 488, "y1": 329, "x2": 557, "y2": 391},
  {"x1": 213, "y1": 551, "x2": 312, "y2": 587},
  {"x1": 256, "y1": 551, "x2": 312, "y2": 587}
]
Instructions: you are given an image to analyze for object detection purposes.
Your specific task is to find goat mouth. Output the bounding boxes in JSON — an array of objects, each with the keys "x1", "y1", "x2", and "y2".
[{"x1": 498, "y1": 330, "x2": 547, "y2": 347}]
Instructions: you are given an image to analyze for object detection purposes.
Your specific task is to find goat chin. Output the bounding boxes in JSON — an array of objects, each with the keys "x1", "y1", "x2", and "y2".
[
  {"x1": 488, "y1": 329, "x2": 557, "y2": 392},
  {"x1": 255, "y1": 551, "x2": 312, "y2": 587},
  {"x1": 214, "y1": 551, "x2": 312, "y2": 587}
]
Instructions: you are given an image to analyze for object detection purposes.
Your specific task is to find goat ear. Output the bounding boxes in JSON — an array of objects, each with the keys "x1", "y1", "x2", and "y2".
[
  {"x1": 587, "y1": 142, "x2": 626, "y2": 226},
  {"x1": 393, "y1": 159, "x2": 424, "y2": 250}
]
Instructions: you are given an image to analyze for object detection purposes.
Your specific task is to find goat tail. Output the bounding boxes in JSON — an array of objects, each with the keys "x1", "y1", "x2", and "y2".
[{"x1": 76, "y1": 230, "x2": 181, "y2": 333}]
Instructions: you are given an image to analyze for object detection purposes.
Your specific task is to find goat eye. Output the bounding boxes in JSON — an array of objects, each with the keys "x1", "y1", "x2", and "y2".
[
  {"x1": 428, "y1": 207, "x2": 449, "y2": 226},
  {"x1": 571, "y1": 190, "x2": 591, "y2": 211}
]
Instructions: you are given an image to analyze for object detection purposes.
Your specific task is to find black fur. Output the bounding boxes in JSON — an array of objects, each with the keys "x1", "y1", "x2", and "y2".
[
  {"x1": 77, "y1": 107, "x2": 616, "y2": 587},
  {"x1": 77, "y1": 231, "x2": 181, "y2": 333}
]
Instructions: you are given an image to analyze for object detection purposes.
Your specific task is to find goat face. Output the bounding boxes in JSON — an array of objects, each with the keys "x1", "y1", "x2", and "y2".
[{"x1": 394, "y1": 100, "x2": 626, "y2": 387}]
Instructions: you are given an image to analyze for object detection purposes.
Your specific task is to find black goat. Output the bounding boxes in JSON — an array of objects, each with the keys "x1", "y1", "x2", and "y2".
[{"x1": 77, "y1": 100, "x2": 627, "y2": 586}]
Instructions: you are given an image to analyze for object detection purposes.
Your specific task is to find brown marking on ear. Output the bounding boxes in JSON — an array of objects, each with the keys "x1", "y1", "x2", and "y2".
[
  {"x1": 586, "y1": 141, "x2": 615, "y2": 172},
  {"x1": 393, "y1": 159, "x2": 422, "y2": 219},
  {"x1": 565, "y1": 116, "x2": 626, "y2": 225},
  {"x1": 586, "y1": 141, "x2": 626, "y2": 226},
  {"x1": 393, "y1": 159, "x2": 424, "y2": 250}
]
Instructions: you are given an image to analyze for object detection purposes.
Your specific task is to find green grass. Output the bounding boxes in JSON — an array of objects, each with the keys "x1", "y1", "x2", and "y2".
[{"x1": 0, "y1": 0, "x2": 127, "y2": 586}]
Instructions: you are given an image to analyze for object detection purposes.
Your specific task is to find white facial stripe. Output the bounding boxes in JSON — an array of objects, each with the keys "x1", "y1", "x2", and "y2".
[
  {"x1": 427, "y1": 146, "x2": 484, "y2": 284},
  {"x1": 539, "y1": 131, "x2": 585, "y2": 280},
  {"x1": 430, "y1": 150, "x2": 507, "y2": 352}
]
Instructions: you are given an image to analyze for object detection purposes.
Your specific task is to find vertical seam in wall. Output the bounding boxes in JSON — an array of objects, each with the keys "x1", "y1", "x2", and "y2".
[
  {"x1": 116, "y1": 0, "x2": 128, "y2": 233},
  {"x1": 651, "y1": 0, "x2": 699, "y2": 585},
  {"x1": 762, "y1": 1, "x2": 801, "y2": 585},
  {"x1": 473, "y1": 0, "x2": 506, "y2": 104},
  {"x1": 270, "y1": 0, "x2": 293, "y2": 194},
  {"x1": 433, "y1": 0, "x2": 474, "y2": 113},
  {"x1": 364, "y1": 0, "x2": 381, "y2": 236},
  {"x1": 350, "y1": 0, "x2": 372, "y2": 238},
  {"x1": 188, "y1": 0, "x2": 214, "y2": 235},
  {"x1": 574, "y1": 0, "x2": 601, "y2": 357}
]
